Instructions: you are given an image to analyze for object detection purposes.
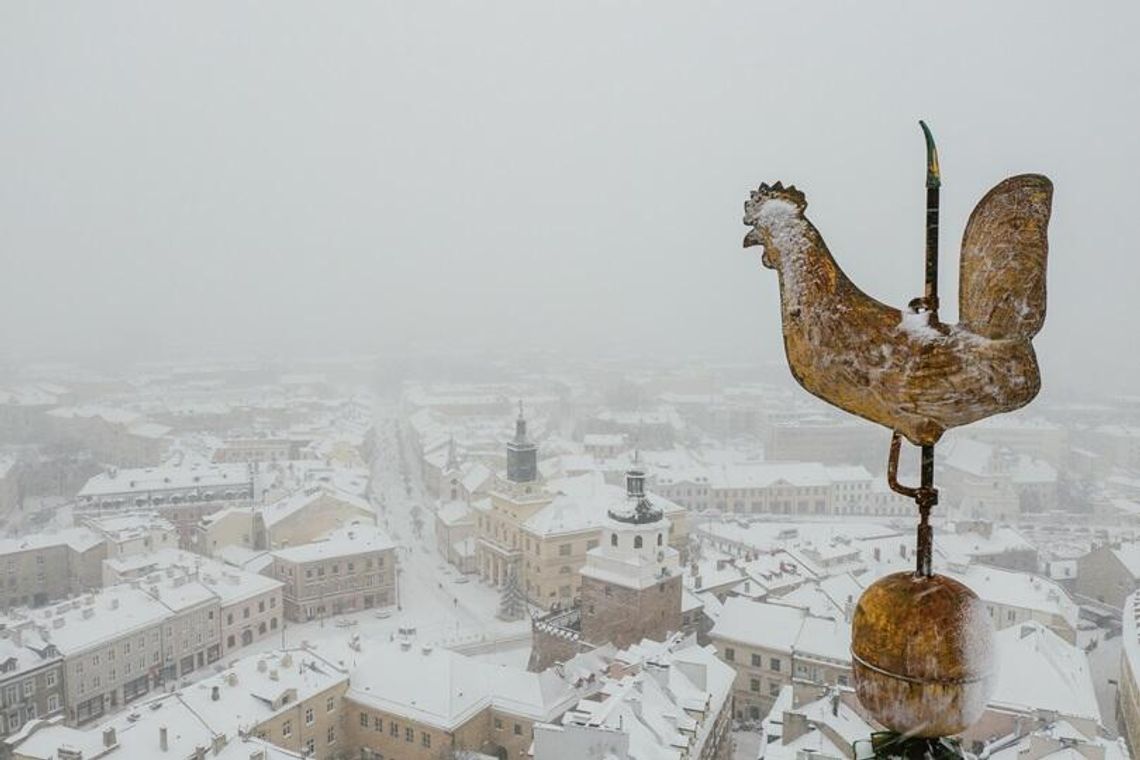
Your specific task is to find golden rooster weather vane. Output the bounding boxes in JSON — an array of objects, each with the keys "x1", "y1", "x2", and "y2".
[{"x1": 742, "y1": 123, "x2": 1053, "y2": 750}]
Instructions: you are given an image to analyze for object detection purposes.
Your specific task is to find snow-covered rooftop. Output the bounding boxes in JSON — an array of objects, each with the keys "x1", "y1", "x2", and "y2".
[
  {"x1": 989, "y1": 621, "x2": 1100, "y2": 724},
  {"x1": 270, "y1": 523, "x2": 393, "y2": 564},
  {"x1": 347, "y1": 640, "x2": 605, "y2": 731},
  {"x1": 78, "y1": 462, "x2": 253, "y2": 498},
  {"x1": 709, "y1": 597, "x2": 805, "y2": 652}
]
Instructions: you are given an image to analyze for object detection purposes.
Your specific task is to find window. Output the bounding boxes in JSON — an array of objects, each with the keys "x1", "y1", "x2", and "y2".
[
  {"x1": 513, "y1": 723, "x2": 522, "y2": 736},
  {"x1": 657, "y1": 533, "x2": 663, "y2": 546},
  {"x1": 23, "y1": 680, "x2": 34, "y2": 697},
  {"x1": 47, "y1": 695, "x2": 59, "y2": 712},
  {"x1": 46, "y1": 670, "x2": 57, "y2": 687},
  {"x1": 634, "y1": 536, "x2": 643, "y2": 549},
  {"x1": 405, "y1": 727, "x2": 414, "y2": 742},
  {"x1": 558, "y1": 543, "x2": 571, "y2": 556},
  {"x1": 327, "y1": 725, "x2": 336, "y2": 745},
  {"x1": 770, "y1": 658, "x2": 781, "y2": 672},
  {"x1": 837, "y1": 675, "x2": 849, "y2": 687},
  {"x1": 724, "y1": 647, "x2": 735, "y2": 662},
  {"x1": 422, "y1": 732, "x2": 432, "y2": 747},
  {"x1": 305, "y1": 707, "x2": 315, "y2": 726},
  {"x1": 282, "y1": 720, "x2": 293, "y2": 738},
  {"x1": 305, "y1": 738, "x2": 315, "y2": 755},
  {"x1": 327, "y1": 696, "x2": 335, "y2": 712},
  {"x1": 751, "y1": 654, "x2": 762, "y2": 667},
  {"x1": 373, "y1": 716, "x2": 383, "y2": 732},
  {"x1": 494, "y1": 718, "x2": 503, "y2": 730},
  {"x1": 360, "y1": 711, "x2": 369, "y2": 727},
  {"x1": 750, "y1": 678, "x2": 760, "y2": 692},
  {"x1": 769, "y1": 682, "x2": 781, "y2": 697},
  {"x1": 390, "y1": 722, "x2": 399, "y2": 737}
]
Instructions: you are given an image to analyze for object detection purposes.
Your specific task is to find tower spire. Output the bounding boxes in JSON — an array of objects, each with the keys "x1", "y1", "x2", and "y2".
[
  {"x1": 514, "y1": 399, "x2": 528, "y2": 443},
  {"x1": 612, "y1": 447, "x2": 661, "y2": 524},
  {"x1": 445, "y1": 434, "x2": 460, "y2": 472},
  {"x1": 506, "y1": 398, "x2": 538, "y2": 483}
]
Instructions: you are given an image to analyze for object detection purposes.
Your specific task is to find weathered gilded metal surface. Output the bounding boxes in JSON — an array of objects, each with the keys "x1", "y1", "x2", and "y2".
[
  {"x1": 959, "y1": 175, "x2": 1052, "y2": 341},
  {"x1": 741, "y1": 176, "x2": 1052, "y2": 447},
  {"x1": 851, "y1": 572, "x2": 995, "y2": 737}
]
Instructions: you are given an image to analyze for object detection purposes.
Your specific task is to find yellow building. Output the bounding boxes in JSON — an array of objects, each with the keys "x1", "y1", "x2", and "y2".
[{"x1": 473, "y1": 407, "x2": 687, "y2": 609}]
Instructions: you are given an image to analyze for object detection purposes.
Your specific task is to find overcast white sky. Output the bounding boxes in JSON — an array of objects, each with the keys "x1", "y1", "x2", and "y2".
[{"x1": 1, "y1": 2, "x2": 1136, "y2": 393}]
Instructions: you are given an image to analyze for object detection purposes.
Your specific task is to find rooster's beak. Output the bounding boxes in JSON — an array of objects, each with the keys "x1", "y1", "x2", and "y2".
[{"x1": 743, "y1": 229, "x2": 763, "y2": 249}]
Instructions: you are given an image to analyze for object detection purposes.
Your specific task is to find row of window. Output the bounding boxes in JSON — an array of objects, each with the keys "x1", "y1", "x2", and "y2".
[
  {"x1": 225, "y1": 617, "x2": 278, "y2": 648},
  {"x1": 279, "y1": 720, "x2": 336, "y2": 750},
  {"x1": 1, "y1": 674, "x2": 53, "y2": 707},
  {"x1": 225, "y1": 597, "x2": 277, "y2": 625},
  {"x1": 0, "y1": 695, "x2": 61, "y2": 734},
  {"x1": 721, "y1": 648, "x2": 782, "y2": 673},
  {"x1": 288, "y1": 556, "x2": 384, "y2": 581},
  {"x1": 358, "y1": 711, "x2": 433, "y2": 747}
]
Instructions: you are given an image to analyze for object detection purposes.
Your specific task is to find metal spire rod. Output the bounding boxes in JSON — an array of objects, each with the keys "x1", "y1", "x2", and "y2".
[{"x1": 888, "y1": 121, "x2": 941, "y2": 578}]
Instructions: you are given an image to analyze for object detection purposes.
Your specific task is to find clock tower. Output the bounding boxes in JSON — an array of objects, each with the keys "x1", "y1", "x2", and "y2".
[{"x1": 579, "y1": 454, "x2": 683, "y2": 649}]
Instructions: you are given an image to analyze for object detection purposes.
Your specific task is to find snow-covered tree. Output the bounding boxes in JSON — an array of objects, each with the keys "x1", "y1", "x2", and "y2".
[{"x1": 497, "y1": 566, "x2": 527, "y2": 621}]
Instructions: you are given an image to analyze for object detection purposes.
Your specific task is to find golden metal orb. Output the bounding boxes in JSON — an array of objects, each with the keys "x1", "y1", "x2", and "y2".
[{"x1": 851, "y1": 572, "x2": 995, "y2": 737}]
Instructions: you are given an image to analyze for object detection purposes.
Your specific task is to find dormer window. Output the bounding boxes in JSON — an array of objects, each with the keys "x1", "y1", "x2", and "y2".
[
  {"x1": 610, "y1": 534, "x2": 618, "y2": 547},
  {"x1": 634, "y1": 536, "x2": 643, "y2": 549}
]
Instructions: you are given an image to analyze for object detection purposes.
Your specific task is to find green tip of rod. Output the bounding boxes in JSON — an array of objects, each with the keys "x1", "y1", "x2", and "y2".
[{"x1": 919, "y1": 120, "x2": 941, "y2": 190}]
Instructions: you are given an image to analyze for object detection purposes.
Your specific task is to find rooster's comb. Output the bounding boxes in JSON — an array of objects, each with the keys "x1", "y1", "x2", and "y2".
[{"x1": 749, "y1": 181, "x2": 807, "y2": 211}]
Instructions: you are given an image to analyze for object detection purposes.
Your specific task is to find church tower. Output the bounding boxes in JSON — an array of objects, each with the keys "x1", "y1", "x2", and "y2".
[
  {"x1": 443, "y1": 435, "x2": 462, "y2": 501},
  {"x1": 579, "y1": 454, "x2": 682, "y2": 649},
  {"x1": 506, "y1": 400, "x2": 538, "y2": 484}
]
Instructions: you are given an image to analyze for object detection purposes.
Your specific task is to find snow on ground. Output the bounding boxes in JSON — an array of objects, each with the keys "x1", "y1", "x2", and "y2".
[
  {"x1": 191, "y1": 404, "x2": 532, "y2": 676},
  {"x1": 733, "y1": 729, "x2": 762, "y2": 760}
]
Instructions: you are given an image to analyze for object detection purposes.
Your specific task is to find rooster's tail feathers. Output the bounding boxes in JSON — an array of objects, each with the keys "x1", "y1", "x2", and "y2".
[{"x1": 958, "y1": 174, "x2": 1053, "y2": 341}]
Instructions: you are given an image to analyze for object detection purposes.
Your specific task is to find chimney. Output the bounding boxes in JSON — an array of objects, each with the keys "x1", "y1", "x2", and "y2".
[
  {"x1": 160, "y1": 725, "x2": 168, "y2": 752},
  {"x1": 103, "y1": 727, "x2": 117, "y2": 748},
  {"x1": 211, "y1": 734, "x2": 226, "y2": 755},
  {"x1": 269, "y1": 669, "x2": 279, "y2": 681}
]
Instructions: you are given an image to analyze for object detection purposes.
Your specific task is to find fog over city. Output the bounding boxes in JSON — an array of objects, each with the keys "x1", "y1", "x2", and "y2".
[
  {"x1": 1, "y1": 5, "x2": 1139, "y2": 760},
  {"x1": 2, "y1": 2, "x2": 1138, "y2": 392}
]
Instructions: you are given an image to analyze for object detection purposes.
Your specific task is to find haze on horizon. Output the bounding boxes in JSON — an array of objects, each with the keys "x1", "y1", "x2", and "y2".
[{"x1": 1, "y1": 2, "x2": 1137, "y2": 395}]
